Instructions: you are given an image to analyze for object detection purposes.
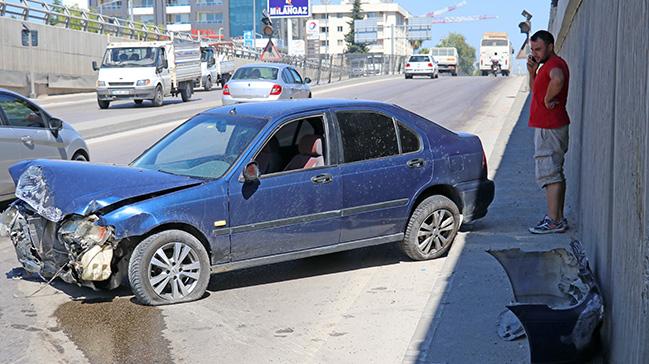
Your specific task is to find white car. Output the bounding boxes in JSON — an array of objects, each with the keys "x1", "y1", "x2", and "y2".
[
  {"x1": 404, "y1": 55, "x2": 439, "y2": 79},
  {"x1": 0, "y1": 89, "x2": 89, "y2": 202},
  {"x1": 222, "y1": 63, "x2": 312, "y2": 105}
]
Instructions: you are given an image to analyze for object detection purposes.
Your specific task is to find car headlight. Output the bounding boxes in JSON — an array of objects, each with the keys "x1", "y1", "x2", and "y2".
[
  {"x1": 97, "y1": 80, "x2": 106, "y2": 87},
  {"x1": 136, "y1": 79, "x2": 151, "y2": 86},
  {"x1": 0, "y1": 207, "x2": 19, "y2": 238},
  {"x1": 59, "y1": 215, "x2": 112, "y2": 249}
]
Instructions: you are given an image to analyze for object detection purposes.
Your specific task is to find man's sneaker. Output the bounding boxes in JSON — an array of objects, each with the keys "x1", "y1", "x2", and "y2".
[{"x1": 529, "y1": 216, "x2": 568, "y2": 234}]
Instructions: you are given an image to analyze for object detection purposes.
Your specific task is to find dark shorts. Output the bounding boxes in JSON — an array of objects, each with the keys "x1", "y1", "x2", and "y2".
[{"x1": 534, "y1": 125, "x2": 569, "y2": 188}]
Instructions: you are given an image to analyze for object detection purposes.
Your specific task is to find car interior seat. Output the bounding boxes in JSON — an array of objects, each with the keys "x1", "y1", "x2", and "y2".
[
  {"x1": 255, "y1": 137, "x2": 283, "y2": 175},
  {"x1": 283, "y1": 135, "x2": 324, "y2": 171}
]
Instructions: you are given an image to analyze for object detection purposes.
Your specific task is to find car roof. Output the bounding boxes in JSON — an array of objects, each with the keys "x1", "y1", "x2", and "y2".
[
  {"x1": 0, "y1": 88, "x2": 29, "y2": 100},
  {"x1": 203, "y1": 99, "x2": 394, "y2": 121}
]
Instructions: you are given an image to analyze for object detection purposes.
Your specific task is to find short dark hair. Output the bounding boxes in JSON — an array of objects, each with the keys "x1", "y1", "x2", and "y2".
[{"x1": 531, "y1": 30, "x2": 555, "y2": 45}]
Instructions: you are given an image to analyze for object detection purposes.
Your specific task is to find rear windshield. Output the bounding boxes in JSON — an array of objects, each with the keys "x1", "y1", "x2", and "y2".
[
  {"x1": 408, "y1": 55, "x2": 430, "y2": 63},
  {"x1": 232, "y1": 66, "x2": 279, "y2": 81},
  {"x1": 430, "y1": 48, "x2": 455, "y2": 56},
  {"x1": 481, "y1": 39, "x2": 508, "y2": 47}
]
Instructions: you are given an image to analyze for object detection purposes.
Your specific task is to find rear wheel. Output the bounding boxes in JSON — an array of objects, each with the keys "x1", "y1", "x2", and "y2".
[
  {"x1": 180, "y1": 84, "x2": 192, "y2": 102},
  {"x1": 152, "y1": 85, "x2": 163, "y2": 107},
  {"x1": 405, "y1": 74, "x2": 412, "y2": 79},
  {"x1": 401, "y1": 195, "x2": 460, "y2": 260},
  {"x1": 204, "y1": 77, "x2": 212, "y2": 91},
  {"x1": 129, "y1": 230, "x2": 210, "y2": 306},
  {"x1": 134, "y1": 99, "x2": 143, "y2": 105},
  {"x1": 98, "y1": 99, "x2": 110, "y2": 109}
]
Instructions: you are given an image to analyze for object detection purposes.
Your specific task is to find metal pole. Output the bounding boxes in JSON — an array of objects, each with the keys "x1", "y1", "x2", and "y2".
[
  {"x1": 29, "y1": 43, "x2": 35, "y2": 98},
  {"x1": 252, "y1": 0, "x2": 256, "y2": 46},
  {"x1": 390, "y1": 24, "x2": 394, "y2": 74},
  {"x1": 128, "y1": 0, "x2": 133, "y2": 22}
]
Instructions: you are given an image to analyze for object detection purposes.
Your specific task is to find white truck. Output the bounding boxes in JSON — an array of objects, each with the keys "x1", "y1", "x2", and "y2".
[
  {"x1": 93, "y1": 38, "x2": 201, "y2": 109},
  {"x1": 430, "y1": 47, "x2": 459, "y2": 76},
  {"x1": 479, "y1": 32, "x2": 513, "y2": 76},
  {"x1": 195, "y1": 45, "x2": 235, "y2": 91}
]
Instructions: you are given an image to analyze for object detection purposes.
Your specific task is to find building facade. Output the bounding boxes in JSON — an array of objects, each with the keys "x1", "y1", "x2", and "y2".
[
  {"x1": 310, "y1": 0, "x2": 413, "y2": 56},
  {"x1": 88, "y1": 0, "x2": 229, "y2": 39},
  {"x1": 228, "y1": 0, "x2": 267, "y2": 39}
]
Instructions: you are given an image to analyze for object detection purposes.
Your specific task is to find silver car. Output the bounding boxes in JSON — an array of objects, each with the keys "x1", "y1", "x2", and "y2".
[
  {"x1": 0, "y1": 89, "x2": 89, "y2": 202},
  {"x1": 222, "y1": 63, "x2": 312, "y2": 105}
]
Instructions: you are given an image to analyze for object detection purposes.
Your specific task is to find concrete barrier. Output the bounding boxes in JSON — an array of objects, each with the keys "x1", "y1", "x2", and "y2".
[{"x1": 549, "y1": 1, "x2": 649, "y2": 362}]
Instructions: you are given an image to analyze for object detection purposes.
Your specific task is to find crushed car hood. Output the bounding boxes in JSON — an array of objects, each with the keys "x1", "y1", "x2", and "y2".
[{"x1": 9, "y1": 159, "x2": 203, "y2": 221}]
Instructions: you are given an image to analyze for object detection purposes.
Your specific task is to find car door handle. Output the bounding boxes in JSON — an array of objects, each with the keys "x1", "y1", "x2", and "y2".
[
  {"x1": 20, "y1": 136, "x2": 33, "y2": 146},
  {"x1": 407, "y1": 158, "x2": 425, "y2": 168},
  {"x1": 311, "y1": 174, "x2": 333, "y2": 184}
]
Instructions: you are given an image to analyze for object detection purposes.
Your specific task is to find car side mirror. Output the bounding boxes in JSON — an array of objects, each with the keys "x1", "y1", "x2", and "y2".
[
  {"x1": 92, "y1": 61, "x2": 99, "y2": 71},
  {"x1": 243, "y1": 161, "x2": 260, "y2": 182},
  {"x1": 49, "y1": 117, "x2": 63, "y2": 130},
  {"x1": 304, "y1": 77, "x2": 311, "y2": 84}
]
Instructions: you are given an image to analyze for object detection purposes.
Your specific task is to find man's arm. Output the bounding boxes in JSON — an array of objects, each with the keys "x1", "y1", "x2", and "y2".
[{"x1": 544, "y1": 67, "x2": 565, "y2": 109}]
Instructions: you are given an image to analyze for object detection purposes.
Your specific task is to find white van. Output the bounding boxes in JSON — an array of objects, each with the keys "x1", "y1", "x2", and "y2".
[
  {"x1": 430, "y1": 47, "x2": 459, "y2": 76},
  {"x1": 479, "y1": 32, "x2": 513, "y2": 76},
  {"x1": 93, "y1": 38, "x2": 201, "y2": 109}
]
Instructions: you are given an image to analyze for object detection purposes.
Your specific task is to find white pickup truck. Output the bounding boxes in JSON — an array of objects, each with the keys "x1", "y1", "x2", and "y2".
[
  {"x1": 196, "y1": 45, "x2": 235, "y2": 91},
  {"x1": 93, "y1": 38, "x2": 201, "y2": 109}
]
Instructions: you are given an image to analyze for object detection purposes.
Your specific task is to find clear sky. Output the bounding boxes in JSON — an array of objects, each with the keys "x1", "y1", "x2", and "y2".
[{"x1": 313, "y1": 0, "x2": 551, "y2": 74}]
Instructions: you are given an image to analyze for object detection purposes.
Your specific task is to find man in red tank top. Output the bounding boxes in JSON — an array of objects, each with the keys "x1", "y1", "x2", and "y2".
[{"x1": 527, "y1": 30, "x2": 571, "y2": 234}]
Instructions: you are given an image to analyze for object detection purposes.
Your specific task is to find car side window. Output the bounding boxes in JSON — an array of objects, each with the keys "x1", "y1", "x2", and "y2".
[
  {"x1": 398, "y1": 122, "x2": 420, "y2": 153},
  {"x1": 0, "y1": 94, "x2": 46, "y2": 128},
  {"x1": 281, "y1": 69, "x2": 295, "y2": 84},
  {"x1": 254, "y1": 116, "x2": 327, "y2": 176},
  {"x1": 289, "y1": 68, "x2": 304, "y2": 84},
  {"x1": 337, "y1": 111, "x2": 399, "y2": 163}
]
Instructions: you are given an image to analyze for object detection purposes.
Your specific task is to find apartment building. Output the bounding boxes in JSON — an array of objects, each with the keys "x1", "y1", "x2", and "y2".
[{"x1": 310, "y1": 0, "x2": 413, "y2": 56}]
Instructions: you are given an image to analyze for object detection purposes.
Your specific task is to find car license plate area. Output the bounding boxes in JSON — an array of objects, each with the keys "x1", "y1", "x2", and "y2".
[{"x1": 111, "y1": 89, "x2": 131, "y2": 95}]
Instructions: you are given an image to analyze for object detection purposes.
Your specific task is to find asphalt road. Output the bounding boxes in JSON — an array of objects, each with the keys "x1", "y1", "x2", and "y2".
[{"x1": 0, "y1": 75, "x2": 516, "y2": 363}]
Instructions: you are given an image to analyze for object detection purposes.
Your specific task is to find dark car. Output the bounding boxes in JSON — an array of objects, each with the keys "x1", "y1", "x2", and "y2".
[{"x1": 0, "y1": 99, "x2": 494, "y2": 305}]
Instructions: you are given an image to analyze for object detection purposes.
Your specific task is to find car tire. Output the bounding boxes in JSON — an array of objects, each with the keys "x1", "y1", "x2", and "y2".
[
  {"x1": 180, "y1": 85, "x2": 192, "y2": 102},
  {"x1": 129, "y1": 230, "x2": 210, "y2": 306},
  {"x1": 98, "y1": 99, "x2": 110, "y2": 109},
  {"x1": 71, "y1": 151, "x2": 88, "y2": 162},
  {"x1": 401, "y1": 195, "x2": 460, "y2": 261},
  {"x1": 204, "y1": 77, "x2": 212, "y2": 91},
  {"x1": 152, "y1": 85, "x2": 163, "y2": 107},
  {"x1": 134, "y1": 99, "x2": 143, "y2": 105},
  {"x1": 308, "y1": 92, "x2": 312, "y2": 98}
]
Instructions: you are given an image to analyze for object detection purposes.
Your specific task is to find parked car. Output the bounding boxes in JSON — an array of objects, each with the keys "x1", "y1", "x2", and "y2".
[
  {"x1": 0, "y1": 99, "x2": 494, "y2": 306},
  {"x1": 404, "y1": 55, "x2": 439, "y2": 79},
  {"x1": 222, "y1": 63, "x2": 312, "y2": 105},
  {"x1": 0, "y1": 89, "x2": 89, "y2": 202}
]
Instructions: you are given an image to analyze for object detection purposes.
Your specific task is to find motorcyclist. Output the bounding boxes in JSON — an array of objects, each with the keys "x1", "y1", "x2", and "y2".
[{"x1": 490, "y1": 52, "x2": 501, "y2": 74}]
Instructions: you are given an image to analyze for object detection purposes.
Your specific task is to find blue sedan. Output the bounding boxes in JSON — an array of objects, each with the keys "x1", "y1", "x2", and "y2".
[{"x1": 0, "y1": 99, "x2": 494, "y2": 305}]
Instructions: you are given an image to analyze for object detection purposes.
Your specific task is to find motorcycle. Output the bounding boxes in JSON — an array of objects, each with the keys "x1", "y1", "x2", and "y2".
[{"x1": 490, "y1": 59, "x2": 501, "y2": 77}]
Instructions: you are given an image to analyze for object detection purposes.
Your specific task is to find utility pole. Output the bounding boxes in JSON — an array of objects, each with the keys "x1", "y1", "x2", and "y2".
[
  {"x1": 252, "y1": 0, "x2": 256, "y2": 47},
  {"x1": 390, "y1": 24, "x2": 395, "y2": 74}
]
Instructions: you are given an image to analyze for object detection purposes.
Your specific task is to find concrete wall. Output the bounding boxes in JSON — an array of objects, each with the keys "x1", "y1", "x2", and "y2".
[
  {"x1": 550, "y1": 0, "x2": 649, "y2": 361},
  {"x1": 0, "y1": 16, "x2": 130, "y2": 95}
]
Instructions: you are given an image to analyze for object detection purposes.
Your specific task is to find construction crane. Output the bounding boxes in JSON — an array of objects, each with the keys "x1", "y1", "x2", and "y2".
[{"x1": 423, "y1": 1, "x2": 498, "y2": 24}]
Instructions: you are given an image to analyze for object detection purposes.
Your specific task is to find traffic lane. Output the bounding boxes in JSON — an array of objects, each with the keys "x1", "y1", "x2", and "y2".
[{"x1": 315, "y1": 76, "x2": 507, "y2": 131}]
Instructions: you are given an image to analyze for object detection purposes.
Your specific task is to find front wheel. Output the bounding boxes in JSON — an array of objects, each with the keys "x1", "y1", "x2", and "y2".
[
  {"x1": 401, "y1": 195, "x2": 460, "y2": 260},
  {"x1": 98, "y1": 99, "x2": 110, "y2": 109},
  {"x1": 204, "y1": 77, "x2": 212, "y2": 91},
  {"x1": 180, "y1": 84, "x2": 192, "y2": 102},
  {"x1": 129, "y1": 230, "x2": 210, "y2": 306},
  {"x1": 152, "y1": 85, "x2": 163, "y2": 107}
]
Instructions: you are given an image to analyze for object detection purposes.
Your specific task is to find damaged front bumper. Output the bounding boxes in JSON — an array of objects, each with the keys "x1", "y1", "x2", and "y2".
[{"x1": 1, "y1": 202, "x2": 118, "y2": 288}]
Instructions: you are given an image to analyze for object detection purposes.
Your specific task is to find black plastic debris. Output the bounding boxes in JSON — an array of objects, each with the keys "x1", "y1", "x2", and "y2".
[{"x1": 488, "y1": 240, "x2": 604, "y2": 364}]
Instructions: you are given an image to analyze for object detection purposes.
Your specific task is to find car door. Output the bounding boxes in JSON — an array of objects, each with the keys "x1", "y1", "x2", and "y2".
[
  {"x1": 334, "y1": 108, "x2": 433, "y2": 243},
  {"x1": 280, "y1": 68, "x2": 297, "y2": 99},
  {"x1": 288, "y1": 68, "x2": 309, "y2": 98},
  {"x1": 0, "y1": 111, "x2": 21, "y2": 199},
  {"x1": 159, "y1": 47, "x2": 172, "y2": 95},
  {"x1": 228, "y1": 112, "x2": 342, "y2": 260},
  {"x1": 0, "y1": 93, "x2": 65, "y2": 163}
]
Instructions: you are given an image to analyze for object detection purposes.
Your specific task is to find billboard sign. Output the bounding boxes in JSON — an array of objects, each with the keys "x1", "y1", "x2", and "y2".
[
  {"x1": 243, "y1": 31, "x2": 254, "y2": 48},
  {"x1": 306, "y1": 19, "x2": 319, "y2": 40},
  {"x1": 268, "y1": 0, "x2": 310, "y2": 18}
]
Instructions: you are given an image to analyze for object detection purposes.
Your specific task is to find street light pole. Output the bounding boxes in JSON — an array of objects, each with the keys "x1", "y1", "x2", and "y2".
[{"x1": 252, "y1": 0, "x2": 256, "y2": 46}]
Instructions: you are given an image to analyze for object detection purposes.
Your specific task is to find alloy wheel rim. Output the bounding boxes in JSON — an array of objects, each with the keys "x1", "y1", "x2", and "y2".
[
  {"x1": 148, "y1": 242, "x2": 201, "y2": 301},
  {"x1": 417, "y1": 209, "x2": 455, "y2": 255}
]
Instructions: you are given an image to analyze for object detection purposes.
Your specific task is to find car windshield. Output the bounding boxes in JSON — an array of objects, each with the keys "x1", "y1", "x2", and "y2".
[
  {"x1": 232, "y1": 66, "x2": 279, "y2": 80},
  {"x1": 409, "y1": 56, "x2": 430, "y2": 62},
  {"x1": 131, "y1": 114, "x2": 265, "y2": 179},
  {"x1": 102, "y1": 47, "x2": 159, "y2": 68},
  {"x1": 481, "y1": 39, "x2": 508, "y2": 47}
]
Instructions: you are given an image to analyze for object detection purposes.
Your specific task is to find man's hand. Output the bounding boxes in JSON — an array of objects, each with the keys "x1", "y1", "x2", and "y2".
[
  {"x1": 544, "y1": 97, "x2": 558, "y2": 110},
  {"x1": 527, "y1": 55, "x2": 539, "y2": 74}
]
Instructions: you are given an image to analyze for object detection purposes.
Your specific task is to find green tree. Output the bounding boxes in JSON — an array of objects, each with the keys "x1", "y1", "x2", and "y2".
[
  {"x1": 48, "y1": 0, "x2": 64, "y2": 26},
  {"x1": 344, "y1": 0, "x2": 368, "y2": 53},
  {"x1": 437, "y1": 32, "x2": 476, "y2": 75},
  {"x1": 418, "y1": 47, "x2": 429, "y2": 55}
]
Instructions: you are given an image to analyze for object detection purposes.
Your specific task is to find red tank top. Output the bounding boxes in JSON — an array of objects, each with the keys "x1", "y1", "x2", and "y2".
[{"x1": 529, "y1": 55, "x2": 571, "y2": 129}]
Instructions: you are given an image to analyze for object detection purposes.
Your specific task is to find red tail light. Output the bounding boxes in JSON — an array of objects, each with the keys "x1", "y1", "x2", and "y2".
[
  {"x1": 270, "y1": 84, "x2": 282, "y2": 95},
  {"x1": 480, "y1": 59, "x2": 483, "y2": 65},
  {"x1": 405, "y1": 63, "x2": 411, "y2": 68},
  {"x1": 223, "y1": 84, "x2": 230, "y2": 95},
  {"x1": 428, "y1": 63, "x2": 433, "y2": 67}
]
